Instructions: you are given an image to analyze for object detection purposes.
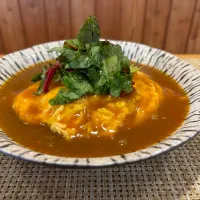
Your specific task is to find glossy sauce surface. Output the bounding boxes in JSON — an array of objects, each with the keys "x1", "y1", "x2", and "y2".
[{"x1": 0, "y1": 62, "x2": 189, "y2": 157}]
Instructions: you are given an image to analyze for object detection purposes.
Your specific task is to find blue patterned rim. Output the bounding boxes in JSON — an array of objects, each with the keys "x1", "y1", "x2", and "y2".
[{"x1": 0, "y1": 40, "x2": 200, "y2": 167}]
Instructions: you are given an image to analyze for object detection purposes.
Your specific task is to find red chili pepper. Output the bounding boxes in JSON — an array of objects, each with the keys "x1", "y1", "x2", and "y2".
[
  {"x1": 43, "y1": 64, "x2": 60, "y2": 93},
  {"x1": 120, "y1": 91, "x2": 127, "y2": 97},
  {"x1": 66, "y1": 68, "x2": 75, "y2": 72},
  {"x1": 54, "y1": 63, "x2": 61, "y2": 69},
  {"x1": 122, "y1": 68, "x2": 128, "y2": 73},
  {"x1": 64, "y1": 41, "x2": 78, "y2": 51}
]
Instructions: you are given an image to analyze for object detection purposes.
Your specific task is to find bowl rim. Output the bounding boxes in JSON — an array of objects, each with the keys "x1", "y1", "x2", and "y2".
[{"x1": 0, "y1": 40, "x2": 200, "y2": 167}]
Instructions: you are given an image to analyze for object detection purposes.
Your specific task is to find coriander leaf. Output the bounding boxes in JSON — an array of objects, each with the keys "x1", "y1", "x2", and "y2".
[
  {"x1": 33, "y1": 66, "x2": 47, "y2": 96},
  {"x1": 88, "y1": 68, "x2": 101, "y2": 85},
  {"x1": 57, "y1": 49, "x2": 76, "y2": 63},
  {"x1": 101, "y1": 43, "x2": 123, "y2": 58},
  {"x1": 64, "y1": 39, "x2": 79, "y2": 50},
  {"x1": 109, "y1": 80, "x2": 122, "y2": 97},
  {"x1": 88, "y1": 46, "x2": 103, "y2": 66},
  {"x1": 94, "y1": 72, "x2": 109, "y2": 94},
  {"x1": 63, "y1": 49, "x2": 77, "y2": 60},
  {"x1": 49, "y1": 88, "x2": 81, "y2": 106},
  {"x1": 121, "y1": 74, "x2": 134, "y2": 93},
  {"x1": 130, "y1": 64, "x2": 140, "y2": 74},
  {"x1": 102, "y1": 55, "x2": 121, "y2": 78},
  {"x1": 53, "y1": 70, "x2": 62, "y2": 82},
  {"x1": 101, "y1": 42, "x2": 130, "y2": 68},
  {"x1": 109, "y1": 74, "x2": 124, "y2": 97},
  {"x1": 48, "y1": 47, "x2": 65, "y2": 54},
  {"x1": 69, "y1": 55, "x2": 93, "y2": 69},
  {"x1": 109, "y1": 73, "x2": 133, "y2": 97},
  {"x1": 49, "y1": 72, "x2": 93, "y2": 105},
  {"x1": 121, "y1": 56, "x2": 130, "y2": 69},
  {"x1": 31, "y1": 73, "x2": 42, "y2": 82},
  {"x1": 62, "y1": 72, "x2": 93, "y2": 93},
  {"x1": 78, "y1": 16, "x2": 100, "y2": 47},
  {"x1": 90, "y1": 46, "x2": 100, "y2": 57}
]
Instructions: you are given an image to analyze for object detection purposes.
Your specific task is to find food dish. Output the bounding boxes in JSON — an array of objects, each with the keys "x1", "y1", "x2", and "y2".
[
  {"x1": 0, "y1": 17, "x2": 200, "y2": 166},
  {"x1": 1, "y1": 61, "x2": 188, "y2": 158}
]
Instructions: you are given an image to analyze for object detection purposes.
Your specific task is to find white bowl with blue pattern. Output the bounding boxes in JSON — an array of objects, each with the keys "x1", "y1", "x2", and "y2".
[{"x1": 0, "y1": 40, "x2": 200, "y2": 167}]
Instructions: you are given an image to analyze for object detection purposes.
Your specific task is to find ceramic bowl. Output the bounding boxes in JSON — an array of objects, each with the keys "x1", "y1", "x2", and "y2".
[{"x1": 0, "y1": 40, "x2": 200, "y2": 167}]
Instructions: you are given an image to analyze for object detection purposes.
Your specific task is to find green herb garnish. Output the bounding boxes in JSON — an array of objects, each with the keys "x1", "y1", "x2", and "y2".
[
  {"x1": 32, "y1": 16, "x2": 139, "y2": 105},
  {"x1": 32, "y1": 66, "x2": 47, "y2": 95}
]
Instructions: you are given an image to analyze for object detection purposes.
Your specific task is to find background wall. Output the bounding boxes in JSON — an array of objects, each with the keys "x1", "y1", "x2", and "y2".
[{"x1": 0, "y1": 0, "x2": 200, "y2": 54}]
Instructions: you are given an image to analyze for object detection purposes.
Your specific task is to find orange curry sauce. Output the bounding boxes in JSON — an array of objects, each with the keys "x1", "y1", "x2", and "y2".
[{"x1": 0, "y1": 62, "x2": 189, "y2": 157}]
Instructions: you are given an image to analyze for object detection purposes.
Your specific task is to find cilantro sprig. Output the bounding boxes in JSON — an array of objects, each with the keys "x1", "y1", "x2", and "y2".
[{"x1": 32, "y1": 16, "x2": 139, "y2": 106}]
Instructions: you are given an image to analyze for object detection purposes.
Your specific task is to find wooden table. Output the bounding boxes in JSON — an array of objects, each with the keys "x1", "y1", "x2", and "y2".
[{"x1": 176, "y1": 54, "x2": 200, "y2": 70}]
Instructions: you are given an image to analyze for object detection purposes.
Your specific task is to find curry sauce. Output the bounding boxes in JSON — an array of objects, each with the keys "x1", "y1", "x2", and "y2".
[{"x1": 0, "y1": 62, "x2": 189, "y2": 157}]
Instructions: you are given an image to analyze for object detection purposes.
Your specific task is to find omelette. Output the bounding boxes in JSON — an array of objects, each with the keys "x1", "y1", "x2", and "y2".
[{"x1": 13, "y1": 71, "x2": 163, "y2": 140}]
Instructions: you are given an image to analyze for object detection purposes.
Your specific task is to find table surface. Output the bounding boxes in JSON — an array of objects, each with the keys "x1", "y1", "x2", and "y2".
[{"x1": 0, "y1": 54, "x2": 200, "y2": 200}]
